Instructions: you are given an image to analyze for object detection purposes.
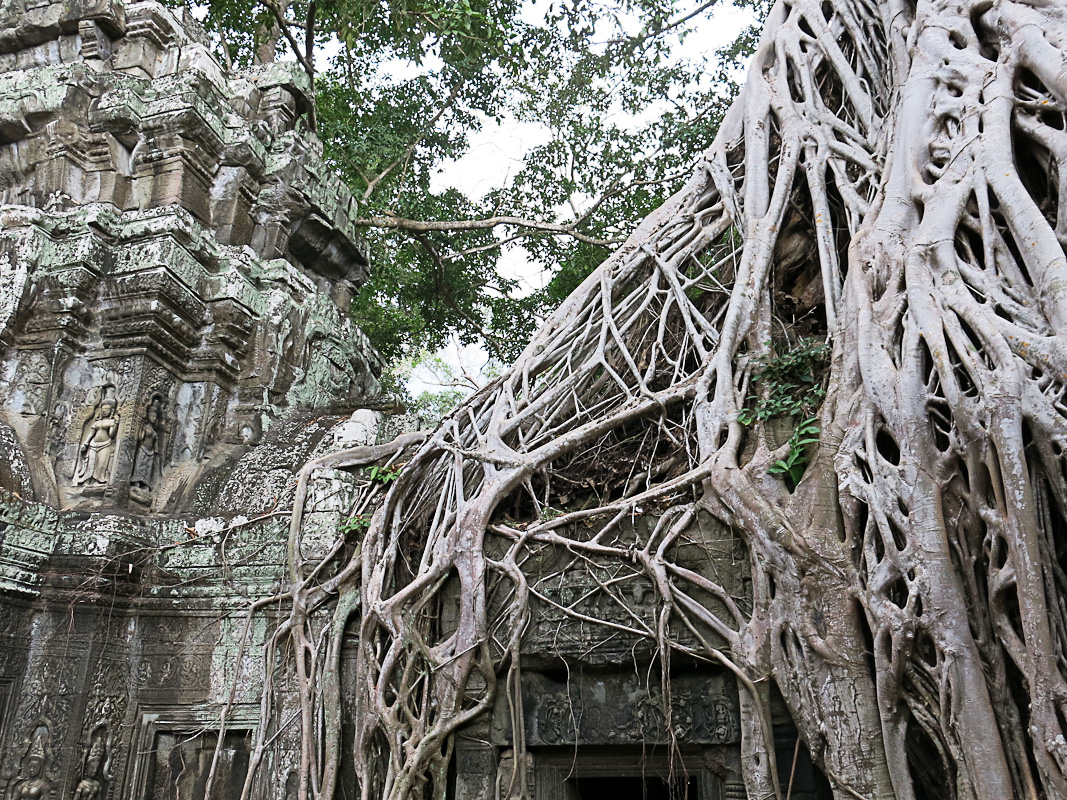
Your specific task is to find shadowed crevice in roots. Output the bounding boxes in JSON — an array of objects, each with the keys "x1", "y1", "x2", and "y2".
[{"x1": 214, "y1": 0, "x2": 1067, "y2": 797}]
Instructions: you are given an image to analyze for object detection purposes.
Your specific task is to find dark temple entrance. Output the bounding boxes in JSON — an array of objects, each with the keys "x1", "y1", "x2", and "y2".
[
  {"x1": 571, "y1": 775, "x2": 698, "y2": 800},
  {"x1": 528, "y1": 748, "x2": 721, "y2": 800}
]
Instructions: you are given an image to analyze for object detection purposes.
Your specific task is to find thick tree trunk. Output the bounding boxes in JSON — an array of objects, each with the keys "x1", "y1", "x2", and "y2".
[{"x1": 237, "y1": 0, "x2": 1067, "y2": 797}]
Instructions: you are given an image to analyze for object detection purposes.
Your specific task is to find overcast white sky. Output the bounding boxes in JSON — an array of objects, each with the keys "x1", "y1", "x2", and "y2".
[{"x1": 430, "y1": 1, "x2": 757, "y2": 206}]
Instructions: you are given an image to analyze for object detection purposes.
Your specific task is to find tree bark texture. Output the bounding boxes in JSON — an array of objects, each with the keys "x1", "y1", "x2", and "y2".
[{"x1": 227, "y1": 0, "x2": 1067, "y2": 797}]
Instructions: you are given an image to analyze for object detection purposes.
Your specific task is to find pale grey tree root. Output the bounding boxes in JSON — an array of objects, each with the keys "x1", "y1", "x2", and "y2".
[{"x1": 219, "y1": 0, "x2": 1067, "y2": 797}]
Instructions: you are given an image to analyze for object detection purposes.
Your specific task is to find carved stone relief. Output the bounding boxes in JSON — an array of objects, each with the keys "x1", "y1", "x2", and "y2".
[
  {"x1": 129, "y1": 393, "x2": 166, "y2": 502},
  {"x1": 0, "y1": 235, "x2": 29, "y2": 337},
  {"x1": 525, "y1": 566, "x2": 695, "y2": 660},
  {"x1": 85, "y1": 662, "x2": 129, "y2": 732},
  {"x1": 10, "y1": 352, "x2": 51, "y2": 417},
  {"x1": 17, "y1": 656, "x2": 79, "y2": 748},
  {"x1": 71, "y1": 384, "x2": 120, "y2": 487},
  {"x1": 133, "y1": 654, "x2": 206, "y2": 693},
  {"x1": 71, "y1": 723, "x2": 110, "y2": 800},
  {"x1": 521, "y1": 670, "x2": 741, "y2": 747},
  {"x1": 134, "y1": 617, "x2": 213, "y2": 699},
  {"x1": 0, "y1": 425, "x2": 33, "y2": 497},
  {"x1": 520, "y1": 513, "x2": 748, "y2": 664},
  {"x1": 286, "y1": 330, "x2": 368, "y2": 408},
  {"x1": 6, "y1": 724, "x2": 53, "y2": 800}
]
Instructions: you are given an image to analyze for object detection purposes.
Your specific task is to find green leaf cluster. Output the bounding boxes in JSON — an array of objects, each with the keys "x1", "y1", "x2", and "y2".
[
  {"x1": 365, "y1": 464, "x2": 402, "y2": 483},
  {"x1": 410, "y1": 388, "x2": 467, "y2": 424},
  {"x1": 737, "y1": 337, "x2": 829, "y2": 485},
  {"x1": 767, "y1": 417, "x2": 820, "y2": 485},
  {"x1": 737, "y1": 338, "x2": 830, "y2": 426},
  {"x1": 341, "y1": 513, "x2": 371, "y2": 533}
]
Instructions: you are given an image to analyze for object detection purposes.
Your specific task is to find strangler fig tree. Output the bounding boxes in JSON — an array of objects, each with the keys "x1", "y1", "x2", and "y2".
[{"x1": 217, "y1": 0, "x2": 1067, "y2": 797}]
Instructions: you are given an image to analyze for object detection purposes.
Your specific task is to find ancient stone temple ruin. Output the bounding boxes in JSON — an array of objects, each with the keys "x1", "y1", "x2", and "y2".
[{"x1": 0, "y1": 4, "x2": 826, "y2": 798}]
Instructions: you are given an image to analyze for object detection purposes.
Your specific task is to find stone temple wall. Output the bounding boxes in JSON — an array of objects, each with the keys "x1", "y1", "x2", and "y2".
[
  {"x1": 0, "y1": 2, "x2": 390, "y2": 798},
  {"x1": 0, "y1": 0, "x2": 384, "y2": 515}
]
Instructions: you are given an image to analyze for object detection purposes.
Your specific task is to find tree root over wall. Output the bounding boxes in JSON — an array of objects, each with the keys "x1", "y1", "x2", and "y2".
[{"x1": 213, "y1": 0, "x2": 1067, "y2": 797}]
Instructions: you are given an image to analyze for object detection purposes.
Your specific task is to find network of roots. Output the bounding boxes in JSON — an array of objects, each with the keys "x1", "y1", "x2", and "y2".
[{"x1": 212, "y1": 0, "x2": 1067, "y2": 797}]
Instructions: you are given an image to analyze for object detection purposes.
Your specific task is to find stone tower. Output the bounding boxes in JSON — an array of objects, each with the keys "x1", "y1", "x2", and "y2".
[
  {"x1": 0, "y1": 2, "x2": 388, "y2": 797},
  {"x1": 0, "y1": 0, "x2": 384, "y2": 515}
]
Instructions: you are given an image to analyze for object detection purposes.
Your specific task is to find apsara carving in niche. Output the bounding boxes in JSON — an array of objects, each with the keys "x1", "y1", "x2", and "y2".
[
  {"x1": 72, "y1": 385, "x2": 119, "y2": 487},
  {"x1": 7, "y1": 724, "x2": 52, "y2": 800},
  {"x1": 71, "y1": 724, "x2": 109, "y2": 800},
  {"x1": 130, "y1": 393, "x2": 166, "y2": 496}
]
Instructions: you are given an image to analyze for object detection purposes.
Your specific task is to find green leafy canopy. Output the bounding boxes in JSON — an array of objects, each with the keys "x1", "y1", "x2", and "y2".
[{"x1": 183, "y1": 0, "x2": 771, "y2": 366}]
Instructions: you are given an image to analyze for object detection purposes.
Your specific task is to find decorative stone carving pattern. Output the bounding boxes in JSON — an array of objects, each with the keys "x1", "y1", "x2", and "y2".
[
  {"x1": 522, "y1": 670, "x2": 741, "y2": 747},
  {"x1": 0, "y1": 0, "x2": 384, "y2": 514},
  {"x1": 521, "y1": 513, "x2": 749, "y2": 663},
  {"x1": 0, "y1": 2, "x2": 393, "y2": 798}
]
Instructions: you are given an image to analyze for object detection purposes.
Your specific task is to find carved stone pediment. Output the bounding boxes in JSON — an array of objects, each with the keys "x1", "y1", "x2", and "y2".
[{"x1": 516, "y1": 512, "x2": 751, "y2": 664}]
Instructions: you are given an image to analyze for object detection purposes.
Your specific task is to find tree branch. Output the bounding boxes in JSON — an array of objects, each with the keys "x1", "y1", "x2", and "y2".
[
  {"x1": 408, "y1": 231, "x2": 511, "y2": 359},
  {"x1": 355, "y1": 214, "x2": 624, "y2": 247},
  {"x1": 258, "y1": 0, "x2": 313, "y2": 79}
]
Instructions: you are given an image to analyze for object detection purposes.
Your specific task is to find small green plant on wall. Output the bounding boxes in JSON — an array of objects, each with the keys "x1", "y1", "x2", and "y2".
[
  {"x1": 768, "y1": 416, "x2": 821, "y2": 485},
  {"x1": 341, "y1": 514, "x2": 371, "y2": 534},
  {"x1": 365, "y1": 464, "x2": 402, "y2": 484},
  {"x1": 737, "y1": 338, "x2": 829, "y2": 425},
  {"x1": 738, "y1": 338, "x2": 830, "y2": 483}
]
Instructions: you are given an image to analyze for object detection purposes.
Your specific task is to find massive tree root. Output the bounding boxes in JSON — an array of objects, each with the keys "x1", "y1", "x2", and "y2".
[{"x1": 228, "y1": 0, "x2": 1067, "y2": 797}]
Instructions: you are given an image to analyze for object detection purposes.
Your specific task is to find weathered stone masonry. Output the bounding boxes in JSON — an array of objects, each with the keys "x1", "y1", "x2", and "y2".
[{"x1": 0, "y1": 2, "x2": 384, "y2": 797}]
